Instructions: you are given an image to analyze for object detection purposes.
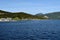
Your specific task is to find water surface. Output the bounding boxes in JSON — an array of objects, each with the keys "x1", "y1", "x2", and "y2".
[{"x1": 0, "y1": 20, "x2": 60, "y2": 40}]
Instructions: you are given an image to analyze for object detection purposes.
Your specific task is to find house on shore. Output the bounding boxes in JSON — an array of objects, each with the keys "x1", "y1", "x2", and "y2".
[
  {"x1": 43, "y1": 16, "x2": 49, "y2": 19},
  {"x1": 0, "y1": 18, "x2": 12, "y2": 21}
]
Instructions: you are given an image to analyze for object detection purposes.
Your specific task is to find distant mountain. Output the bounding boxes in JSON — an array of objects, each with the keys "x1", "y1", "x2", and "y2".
[
  {"x1": 0, "y1": 10, "x2": 47, "y2": 20},
  {"x1": 1, "y1": 10, "x2": 60, "y2": 19},
  {"x1": 35, "y1": 12, "x2": 60, "y2": 19},
  {"x1": 0, "y1": 10, "x2": 34, "y2": 19},
  {"x1": 35, "y1": 13, "x2": 44, "y2": 16},
  {"x1": 35, "y1": 13, "x2": 48, "y2": 19},
  {"x1": 45, "y1": 12, "x2": 60, "y2": 19}
]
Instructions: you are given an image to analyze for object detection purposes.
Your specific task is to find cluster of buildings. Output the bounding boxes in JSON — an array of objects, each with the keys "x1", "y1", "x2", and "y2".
[
  {"x1": 0, "y1": 15, "x2": 49, "y2": 21},
  {"x1": 0, "y1": 18, "x2": 12, "y2": 21}
]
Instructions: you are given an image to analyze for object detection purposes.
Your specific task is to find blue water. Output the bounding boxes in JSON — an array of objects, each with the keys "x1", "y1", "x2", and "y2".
[{"x1": 0, "y1": 20, "x2": 60, "y2": 40}]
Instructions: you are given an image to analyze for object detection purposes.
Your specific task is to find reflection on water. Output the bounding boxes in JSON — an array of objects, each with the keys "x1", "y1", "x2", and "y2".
[{"x1": 0, "y1": 20, "x2": 60, "y2": 40}]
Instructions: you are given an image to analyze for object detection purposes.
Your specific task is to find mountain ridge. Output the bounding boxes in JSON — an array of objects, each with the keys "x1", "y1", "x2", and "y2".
[
  {"x1": 0, "y1": 10, "x2": 60, "y2": 19},
  {"x1": 0, "y1": 10, "x2": 46, "y2": 20}
]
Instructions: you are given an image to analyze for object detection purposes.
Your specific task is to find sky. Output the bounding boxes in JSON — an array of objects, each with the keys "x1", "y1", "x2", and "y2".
[{"x1": 0, "y1": 0, "x2": 60, "y2": 14}]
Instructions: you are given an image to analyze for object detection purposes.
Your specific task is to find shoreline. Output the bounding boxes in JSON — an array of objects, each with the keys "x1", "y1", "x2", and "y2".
[
  {"x1": 0, "y1": 19, "x2": 59, "y2": 22},
  {"x1": 0, "y1": 19, "x2": 48, "y2": 22}
]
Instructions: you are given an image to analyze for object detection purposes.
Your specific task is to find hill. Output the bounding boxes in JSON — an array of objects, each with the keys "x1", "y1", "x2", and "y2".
[
  {"x1": 45, "y1": 12, "x2": 60, "y2": 19},
  {"x1": 0, "y1": 10, "x2": 46, "y2": 20}
]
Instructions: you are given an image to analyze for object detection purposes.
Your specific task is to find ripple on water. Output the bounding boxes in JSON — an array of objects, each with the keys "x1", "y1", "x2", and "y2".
[{"x1": 0, "y1": 20, "x2": 60, "y2": 40}]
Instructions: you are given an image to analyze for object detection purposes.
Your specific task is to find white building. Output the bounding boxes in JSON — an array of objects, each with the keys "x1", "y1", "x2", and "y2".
[
  {"x1": 44, "y1": 16, "x2": 49, "y2": 18},
  {"x1": 0, "y1": 18, "x2": 12, "y2": 21}
]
